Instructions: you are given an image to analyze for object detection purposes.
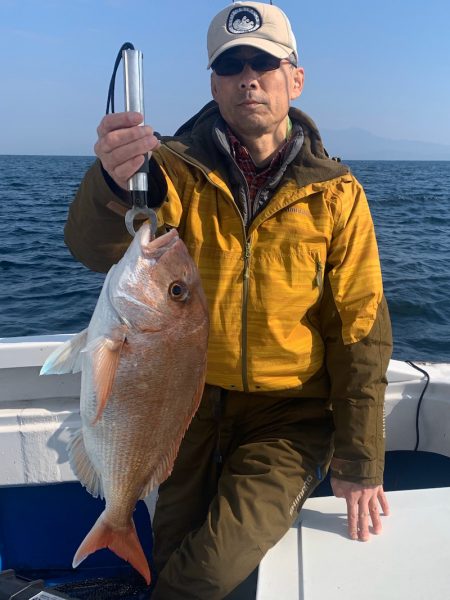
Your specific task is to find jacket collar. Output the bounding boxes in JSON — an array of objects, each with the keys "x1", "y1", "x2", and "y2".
[{"x1": 162, "y1": 101, "x2": 349, "y2": 187}]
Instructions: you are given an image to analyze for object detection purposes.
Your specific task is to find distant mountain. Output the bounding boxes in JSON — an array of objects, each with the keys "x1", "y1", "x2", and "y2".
[{"x1": 320, "y1": 127, "x2": 450, "y2": 161}]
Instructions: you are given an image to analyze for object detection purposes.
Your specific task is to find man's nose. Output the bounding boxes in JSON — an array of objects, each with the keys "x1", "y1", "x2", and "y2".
[{"x1": 238, "y1": 64, "x2": 259, "y2": 89}]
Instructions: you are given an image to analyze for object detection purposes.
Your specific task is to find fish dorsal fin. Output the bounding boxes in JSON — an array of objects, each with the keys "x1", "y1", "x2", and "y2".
[
  {"x1": 68, "y1": 429, "x2": 104, "y2": 499},
  {"x1": 84, "y1": 329, "x2": 127, "y2": 424},
  {"x1": 40, "y1": 329, "x2": 88, "y2": 375}
]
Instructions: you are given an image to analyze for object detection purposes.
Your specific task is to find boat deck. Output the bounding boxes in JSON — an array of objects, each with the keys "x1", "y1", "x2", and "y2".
[{"x1": 257, "y1": 487, "x2": 450, "y2": 600}]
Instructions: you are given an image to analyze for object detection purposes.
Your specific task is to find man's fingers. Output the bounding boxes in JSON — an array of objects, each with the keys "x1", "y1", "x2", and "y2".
[
  {"x1": 99, "y1": 134, "x2": 156, "y2": 171},
  {"x1": 94, "y1": 118, "x2": 160, "y2": 189},
  {"x1": 357, "y1": 501, "x2": 370, "y2": 541},
  {"x1": 97, "y1": 111, "x2": 144, "y2": 137},
  {"x1": 378, "y1": 487, "x2": 390, "y2": 516},
  {"x1": 97, "y1": 125, "x2": 156, "y2": 157},
  {"x1": 112, "y1": 155, "x2": 146, "y2": 184},
  {"x1": 369, "y1": 501, "x2": 382, "y2": 534},
  {"x1": 347, "y1": 501, "x2": 358, "y2": 541},
  {"x1": 332, "y1": 480, "x2": 389, "y2": 541}
]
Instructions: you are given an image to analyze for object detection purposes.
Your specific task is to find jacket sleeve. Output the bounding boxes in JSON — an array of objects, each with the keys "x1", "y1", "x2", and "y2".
[
  {"x1": 64, "y1": 157, "x2": 169, "y2": 273},
  {"x1": 320, "y1": 176, "x2": 393, "y2": 486}
]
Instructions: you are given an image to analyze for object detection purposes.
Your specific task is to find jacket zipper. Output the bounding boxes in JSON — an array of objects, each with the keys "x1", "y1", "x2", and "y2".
[
  {"x1": 242, "y1": 240, "x2": 251, "y2": 392},
  {"x1": 163, "y1": 147, "x2": 252, "y2": 392},
  {"x1": 231, "y1": 158, "x2": 254, "y2": 393}
]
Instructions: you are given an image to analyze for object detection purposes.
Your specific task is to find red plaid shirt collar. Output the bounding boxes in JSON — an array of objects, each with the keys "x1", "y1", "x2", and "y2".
[{"x1": 226, "y1": 126, "x2": 290, "y2": 202}]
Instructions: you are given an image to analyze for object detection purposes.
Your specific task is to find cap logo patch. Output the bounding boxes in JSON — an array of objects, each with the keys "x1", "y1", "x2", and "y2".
[{"x1": 227, "y1": 7, "x2": 262, "y2": 34}]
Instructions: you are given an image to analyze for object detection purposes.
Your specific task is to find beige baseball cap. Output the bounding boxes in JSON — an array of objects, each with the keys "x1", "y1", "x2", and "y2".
[{"x1": 207, "y1": 2, "x2": 298, "y2": 68}]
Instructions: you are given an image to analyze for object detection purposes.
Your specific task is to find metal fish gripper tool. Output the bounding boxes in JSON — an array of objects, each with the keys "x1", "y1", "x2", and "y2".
[{"x1": 122, "y1": 46, "x2": 157, "y2": 238}]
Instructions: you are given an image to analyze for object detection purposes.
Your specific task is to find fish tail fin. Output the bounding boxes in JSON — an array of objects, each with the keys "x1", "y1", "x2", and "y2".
[{"x1": 72, "y1": 512, "x2": 151, "y2": 585}]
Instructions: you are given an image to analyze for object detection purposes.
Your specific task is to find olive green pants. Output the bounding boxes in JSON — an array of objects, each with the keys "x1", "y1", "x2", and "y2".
[{"x1": 151, "y1": 385, "x2": 334, "y2": 600}]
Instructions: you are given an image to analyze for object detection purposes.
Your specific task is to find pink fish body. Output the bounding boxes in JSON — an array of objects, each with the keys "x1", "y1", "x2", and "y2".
[{"x1": 41, "y1": 225, "x2": 209, "y2": 584}]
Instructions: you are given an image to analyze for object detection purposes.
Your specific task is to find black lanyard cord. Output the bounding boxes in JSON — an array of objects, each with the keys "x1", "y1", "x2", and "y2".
[{"x1": 106, "y1": 42, "x2": 135, "y2": 115}]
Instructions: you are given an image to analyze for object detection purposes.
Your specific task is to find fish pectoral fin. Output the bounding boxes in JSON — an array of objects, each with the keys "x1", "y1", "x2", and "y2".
[
  {"x1": 73, "y1": 512, "x2": 151, "y2": 586},
  {"x1": 68, "y1": 429, "x2": 103, "y2": 499},
  {"x1": 40, "y1": 329, "x2": 88, "y2": 375},
  {"x1": 85, "y1": 330, "x2": 126, "y2": 424}
]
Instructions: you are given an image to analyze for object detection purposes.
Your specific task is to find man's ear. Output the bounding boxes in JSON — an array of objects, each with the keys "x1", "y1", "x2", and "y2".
[
  {"x1": 211, "y1": 73, "x2": 218, "y2": 101},
  {"x1": 291, "y1": 67, "x2": 305, "y2": 100}
]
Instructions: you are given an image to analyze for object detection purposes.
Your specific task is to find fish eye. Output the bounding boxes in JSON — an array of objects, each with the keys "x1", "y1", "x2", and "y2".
[{"x1": 169, "y1": 281, "x2": 189, "y2": 302}]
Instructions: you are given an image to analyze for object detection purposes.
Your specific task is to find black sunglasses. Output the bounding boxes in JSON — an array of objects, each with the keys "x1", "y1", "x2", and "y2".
[{"x1": 212, "y1": 53, "x2": 295, "y2": 77}]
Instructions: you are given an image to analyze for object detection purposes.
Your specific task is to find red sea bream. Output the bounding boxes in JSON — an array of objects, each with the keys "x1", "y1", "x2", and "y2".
[{"x1": 40, "y1": 224, "x2": 209, "y2": 584}]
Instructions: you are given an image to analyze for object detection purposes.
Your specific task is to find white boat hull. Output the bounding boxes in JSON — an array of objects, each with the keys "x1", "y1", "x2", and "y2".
[{"x1": 1, "y1": 334, "x2": 449, "y2": 489}]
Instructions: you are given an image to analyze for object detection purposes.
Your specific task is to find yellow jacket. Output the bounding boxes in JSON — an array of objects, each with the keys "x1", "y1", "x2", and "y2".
[{"x1": 65, "y1": 104, "x2": 392, "y2": 484}]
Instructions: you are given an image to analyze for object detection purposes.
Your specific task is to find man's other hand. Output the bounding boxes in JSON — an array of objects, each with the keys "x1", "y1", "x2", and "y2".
[{"x1": 331, "y1": 478, "x2": 390, "y2": 541}]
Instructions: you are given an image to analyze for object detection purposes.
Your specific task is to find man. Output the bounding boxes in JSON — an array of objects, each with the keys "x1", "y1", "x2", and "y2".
[{"x1": 65, "y1": 2, "x2": 392, "y2": 598}]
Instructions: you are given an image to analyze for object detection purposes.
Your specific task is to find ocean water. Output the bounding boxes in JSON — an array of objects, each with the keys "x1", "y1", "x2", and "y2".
[{"x1": 0, "y1": 155, "x2": 449, "y2": 362}]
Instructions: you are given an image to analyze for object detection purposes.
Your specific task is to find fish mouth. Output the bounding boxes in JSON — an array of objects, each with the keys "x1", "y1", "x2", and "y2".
[{"x1": 141, "y1": 227, "x2": 180, "y2": 258}]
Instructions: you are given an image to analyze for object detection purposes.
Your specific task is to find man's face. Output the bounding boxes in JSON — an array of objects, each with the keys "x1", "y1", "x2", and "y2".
[{"x1": 210, "y1": 46, "x2": 304, "y2": 139}]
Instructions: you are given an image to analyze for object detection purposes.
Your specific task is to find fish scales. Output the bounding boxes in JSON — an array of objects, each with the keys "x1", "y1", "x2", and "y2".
[{"x1": 41, "y1": 224, "x2": 209, "y2": 585}]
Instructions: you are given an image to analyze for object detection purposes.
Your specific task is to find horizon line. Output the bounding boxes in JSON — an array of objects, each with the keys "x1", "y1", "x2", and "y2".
[{"x1": 1, "y1": 153, "x2": 450, "y2": 162}]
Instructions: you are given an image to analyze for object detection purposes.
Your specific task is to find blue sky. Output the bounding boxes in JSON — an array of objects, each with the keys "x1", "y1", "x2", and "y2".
[{"x1": 1, "y1": 0, "x2": 449, "y2": 155}]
